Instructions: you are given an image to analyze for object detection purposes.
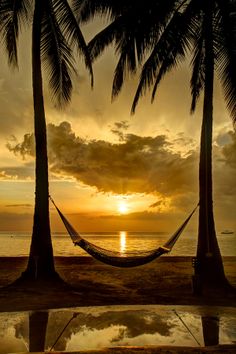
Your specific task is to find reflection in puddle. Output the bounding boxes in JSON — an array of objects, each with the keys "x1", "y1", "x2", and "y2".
[
  {"x1": 0, "y1": 306, "x2": 235, "y2": 352},
  {"x1": 0, "y1": 312, "x2": 28, "y2": 353}
]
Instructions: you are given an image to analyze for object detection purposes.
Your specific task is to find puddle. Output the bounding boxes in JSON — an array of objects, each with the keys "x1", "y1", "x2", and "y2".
[{"x1": 0, "y1": 305, "x2": 235, "y2": 352}]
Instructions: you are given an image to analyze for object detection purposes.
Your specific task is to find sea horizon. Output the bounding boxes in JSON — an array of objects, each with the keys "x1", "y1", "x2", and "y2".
[{"x1": 0, "y1": 230, "x2": 235, "y2": 257}]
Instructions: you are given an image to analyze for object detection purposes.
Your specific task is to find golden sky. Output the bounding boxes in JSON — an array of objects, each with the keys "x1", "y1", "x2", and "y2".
[{"x1": 0, "y1": 21, "x2": 235, "y2": 233}]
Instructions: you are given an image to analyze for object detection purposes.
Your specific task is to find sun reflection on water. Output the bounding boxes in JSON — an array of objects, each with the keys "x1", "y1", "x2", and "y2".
[{"x1": 120, "y1": 231, "x2": 127, "y2": 254}]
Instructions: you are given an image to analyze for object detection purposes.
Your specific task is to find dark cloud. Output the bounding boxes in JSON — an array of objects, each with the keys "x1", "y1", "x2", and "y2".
[
  {"x1": 0, "y1": 212, "x2": 33, "y2": 231},
  {"x1": 0, "y1": 70, "x2": 33, "y2": 136},
  {"x1": 5, "y1": 204, "x2": 32, "y2": 208},
  {"x1": 113, "y1": 121, "x2": 130, "y2": 130},
  {"x1": 0, "y1": 170, "x2": 16, "y2": 180},
  {"x1": 7, "y1": 133, "x2": 35, "y2": 158},
  {"x1": 0, "y1": 163, "x2": 34, "y2": 180},
  {"x1": 5, "y1": 123, "x2": 236, "y2": 229},
  {"x1": 149, "y1": 199, "x2": 169, "y2": 209},
  {"x1": 110, "y1": 121, "x2": 130, "y2": 141},
  {"x1": 7, "y1": 121, "x2": 198, "y2": 200},
  {"x1": 99, "y1": 211, "x2": 173, "y2": 221},
  {"x1": 221, "y1": 130, "x2": 236, "y2": 167},
  {"x1": 213, "y1": 130, "x2": 236, "y2": 201}
]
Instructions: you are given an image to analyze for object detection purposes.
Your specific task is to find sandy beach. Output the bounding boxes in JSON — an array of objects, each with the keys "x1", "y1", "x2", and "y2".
[{"x1": 0, "y1": 256, "x2": 235, "y2": 312}]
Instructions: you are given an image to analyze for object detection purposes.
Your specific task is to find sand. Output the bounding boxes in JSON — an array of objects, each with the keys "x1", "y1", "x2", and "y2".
[{"x1": 0, "y1": 256, "x2": 235, "y2": 312}]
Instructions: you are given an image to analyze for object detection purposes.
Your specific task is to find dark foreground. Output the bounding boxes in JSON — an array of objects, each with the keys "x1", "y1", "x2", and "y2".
[
  {"x1": 0, "y1": 256, "x2": 235, "y2": 312},
  {"x1": 16, "y1": 345, "x2": 236, "y2": 353},
  {"x1": 0, "y1": 257, "x2": 236, "y2": 353}
]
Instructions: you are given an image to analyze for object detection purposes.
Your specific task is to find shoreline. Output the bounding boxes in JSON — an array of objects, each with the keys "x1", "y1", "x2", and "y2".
[{"x1": 0, "y1": 256, "x2": 235, "y2": 312}]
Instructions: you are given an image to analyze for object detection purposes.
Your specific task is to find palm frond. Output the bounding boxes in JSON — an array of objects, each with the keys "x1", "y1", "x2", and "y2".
[
  {"x1": 216, "y1": 0, "x2": 236, "y2": 123},
  {"x1": 112, "y1": 29, "x2": 139, "y2": 99},
  {"x1": 151, "y1": 3, "x2": 201, "y2": 105},
  {"x1": 52, "y1": 0, "x2": 93, "y2": 87},
  {"x1": 112, "y1": 53, "x2": 126, "y2": 99},
  {"x1": 78, "y1": 0, "x2": 180, "y2": 101},
  {"x1": 41, "y1": 1, "x2": 76, "y2": 108},
  {"x1": 72, "y1": 0, "x2": 128, "y2": 23},
  {"x1": 131, "y1": 2, "x2": 197, "y2": 114},
  {"x1": 88, "y1": 16, "x2": 123, "y2": 61},
  {"x1": 0, "y1": 0, "x2": 31, "y2": 67},
  {"x1": 131, "y1": 48, "x2": 159, "y2": 115},
  {"x1": 190, "y1": 24, "x2": 205, "y2": 113}
]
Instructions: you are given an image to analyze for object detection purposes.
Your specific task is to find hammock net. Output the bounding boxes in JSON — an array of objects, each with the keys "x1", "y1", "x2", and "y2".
[{"x1": 50, "y1": 196, "x2": 198, "y2": 268}]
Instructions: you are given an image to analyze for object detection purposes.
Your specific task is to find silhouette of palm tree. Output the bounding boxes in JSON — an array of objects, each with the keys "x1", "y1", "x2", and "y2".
[
  {"x1": 75, "y1": 0, "x2": 236, "y2": 289},
  {"x1": 0, "y1": 0, "x2": 93, "y2": 280}
]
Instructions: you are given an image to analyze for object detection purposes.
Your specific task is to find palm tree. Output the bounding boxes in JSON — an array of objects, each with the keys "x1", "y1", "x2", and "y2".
[
  {"x1": 0, "y1": 0, "x2": 93, "y2": 280},
  {"x1": 75, "y1": 0, "x2": 236, "y2": 289}
]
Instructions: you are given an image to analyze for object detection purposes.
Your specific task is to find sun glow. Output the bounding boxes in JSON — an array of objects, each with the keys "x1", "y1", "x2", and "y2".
[{"x1": 118, "y1": 201, "x2": 128, "y2": 214}]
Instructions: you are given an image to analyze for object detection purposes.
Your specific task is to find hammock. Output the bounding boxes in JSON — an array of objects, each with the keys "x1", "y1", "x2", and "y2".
[{"x1": 50, "y1": 196, "x2": 198, "y2": 268}]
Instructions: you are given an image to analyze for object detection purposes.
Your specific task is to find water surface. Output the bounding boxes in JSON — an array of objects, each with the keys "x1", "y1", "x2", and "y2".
[
  {"x1": 0, "y1": 231, "x2": 235, "y2": 257},
  {"x1": 0, "y1": 305, "x2": 235, "y2": 352}
]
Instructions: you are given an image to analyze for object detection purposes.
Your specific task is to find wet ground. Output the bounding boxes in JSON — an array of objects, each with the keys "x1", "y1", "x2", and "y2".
[{"x1": 0, "y1": 305, "x2": 235, "y2": 353}]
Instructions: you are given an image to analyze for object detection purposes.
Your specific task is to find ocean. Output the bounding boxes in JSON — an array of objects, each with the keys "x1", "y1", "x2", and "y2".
[{"x1": 0, "y1": 231, "x2": 235, "y2": 257}]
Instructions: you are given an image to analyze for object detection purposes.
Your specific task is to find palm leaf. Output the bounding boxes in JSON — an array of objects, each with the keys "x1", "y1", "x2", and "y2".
[
  {"x1": 72, "y1": 0, "x2": 129, "y2": 22},
  {"x1": 88, "y1": 16, "x2": 123, "y2": 61},
  {"x1": 41, "y1": 0, "x2": 76, "y2": 107},
  {"x1": 112, "y1": 53, "x2": 127, "y2": 99},
  {"x1": 131, "y1": 3, "x2": 196, "y2": 114},
  {"x1": 0, "y1": 0, "x2": 31, "y2": 67},
  {"x1": 190, "y1": 21, "x2": 205, "y2": 113},
  {"x1": 112, "y1": 29, "x2": 138, "y2": 99},
  {"x1": 216, "y1": 0, "x2": 236, "y2": 123},
  {"x1": 53, "y1": 0, "x2": 93, "y2": 87}
]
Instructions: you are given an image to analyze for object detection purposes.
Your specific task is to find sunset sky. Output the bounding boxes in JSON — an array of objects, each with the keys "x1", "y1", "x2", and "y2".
[{"x1": 0, "y1": 20, "x2": 235, "y2": 233}]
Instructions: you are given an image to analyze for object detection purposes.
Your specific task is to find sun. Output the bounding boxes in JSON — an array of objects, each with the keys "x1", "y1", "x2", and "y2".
[{"x1": 118, "y1": 201, "x2": 128, "y2": 214}]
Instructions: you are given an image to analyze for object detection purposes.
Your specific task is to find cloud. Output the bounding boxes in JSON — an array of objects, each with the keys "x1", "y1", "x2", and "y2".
[
  {"x1": 0, "y1": 212, "x2": 33, "y2": 231},
  {"x1": 0, "y1": 163, "x2": 34, "y2": 180},
  {"x1": 7, "y1": 121, "x2": 198, "y2": 200},
  {"x1": 7, "y1": 133, "x2": 35, "y2": 158},
  {"x1": 221, "y1": 130, "x2": 236, "y2": 167},
  {"x1": 110, "y1": 120, "x2": 130, "y2": 141},
  {"x1": 6, "y1": 122, "x2": 236, "y2": 228},
  {"x1": 0, "y1": 170, "x2": 17, "y2": 180},
  {"x1": 5, "y1": 204, "x2": 32, "y2": 208},
  {"x1": 149, "y1": 200, "x2": 168, "y2": 209},
  {"x1": 0, "y1": 72, "x2": 33, "y2": 136}
]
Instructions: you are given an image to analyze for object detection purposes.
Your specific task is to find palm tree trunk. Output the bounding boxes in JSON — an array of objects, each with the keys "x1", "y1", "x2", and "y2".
[
  {"x1": 23, "y1": 0, "x2": 56, "y2": 279},
  {"x1": 196, "y1": 0, "x2": 227, "y2": 287}
]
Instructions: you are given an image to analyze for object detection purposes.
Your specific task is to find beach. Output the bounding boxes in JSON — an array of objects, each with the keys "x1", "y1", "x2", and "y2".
[{"x1": 0, "y1": 256, "x2": 235, "y2": 312}]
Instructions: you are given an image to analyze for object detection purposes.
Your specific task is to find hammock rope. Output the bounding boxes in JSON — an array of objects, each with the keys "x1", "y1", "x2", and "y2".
[{"x1": 50, "y1": 196, "x2": 198, "y2": 268}]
